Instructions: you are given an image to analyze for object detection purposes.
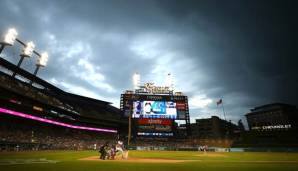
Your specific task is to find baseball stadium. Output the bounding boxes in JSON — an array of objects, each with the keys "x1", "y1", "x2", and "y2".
[{"x1": 1, "y1": 3, "x2": 298, "y2": 170}]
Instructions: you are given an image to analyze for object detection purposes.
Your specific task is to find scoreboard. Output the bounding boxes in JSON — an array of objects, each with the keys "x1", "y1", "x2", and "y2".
[
  {"x1": 121, "y1": 94, "x2": 188, "y2": 120},
  {"x1": 120, "y1": 94, "x2": 190, "y2": 137}
]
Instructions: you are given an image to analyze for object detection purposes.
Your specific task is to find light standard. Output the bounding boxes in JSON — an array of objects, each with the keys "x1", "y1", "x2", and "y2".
[
  {"x1": 1, "y1": 27, "x2": 50, "y2": 84},
  {"x1": 30, "y1": 52, "x2": 48, "y2": 85},
  {"x1": 128, "y1": 72, "x2": 141, "y2": 146},
  {"x1": 0, "y1": 28, "x2": 18, "y2": 55},
  {"x1": 132, "y1": 72, "x2": 140, "y2": 90},
  {"x1": 12, "y1": 41, "x2": 35, "y2": 77}
]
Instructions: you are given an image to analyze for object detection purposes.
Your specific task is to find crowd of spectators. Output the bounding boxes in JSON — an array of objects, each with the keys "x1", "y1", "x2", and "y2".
[
  {"x1": 131, "y1": 137, "x2": 233, "y2": 149},
  {"x1": 0, "y1": 114, "x2": 235, "y2": 152},
  {"x1": 0, "y1": 115, "x2": 116, "y2": 151}
]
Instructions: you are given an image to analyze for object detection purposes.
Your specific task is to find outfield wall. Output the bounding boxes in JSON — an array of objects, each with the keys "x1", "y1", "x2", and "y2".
[{"x1": 128, "y1": 146, "x2": 298, "y2": 152}]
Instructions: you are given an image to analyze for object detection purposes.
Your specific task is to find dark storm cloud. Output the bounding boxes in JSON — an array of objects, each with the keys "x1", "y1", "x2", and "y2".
[
  {"x1": 0, "y1": 0, "x2": 297, "y2": 125},
  {"x1": 186, "y1": 1, "x2": 298, "y2": 104},
  {"x1": 154, "y1": 1, "x2": 298, "y2": 104}
]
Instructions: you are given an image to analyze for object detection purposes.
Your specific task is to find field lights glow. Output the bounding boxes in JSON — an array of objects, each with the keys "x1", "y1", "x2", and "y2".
[
  {"x1": 0, "y1": 107, "x2": 117, "y2": 133},
  {"x1": 4, "y1": 28, "x2": 18, "y2": 45},
  {"x1": 22, "y1": 41, "x2": 35, "y2": 56},
  {"x1": 38, "y1": 52, "x2": 48, "y2": 66},
  {"x1": 133, "y1": 72, "x2": 140, "y2": 90}
]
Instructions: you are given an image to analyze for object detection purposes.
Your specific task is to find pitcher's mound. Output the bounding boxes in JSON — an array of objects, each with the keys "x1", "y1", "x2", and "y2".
[{"x1": 79, "y1": 156, "x2": 198, "y2": 163}]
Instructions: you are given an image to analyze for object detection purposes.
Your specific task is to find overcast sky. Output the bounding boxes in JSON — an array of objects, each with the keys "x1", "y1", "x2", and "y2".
[{"x1": 0, "y1": 0, "x2": 297, "y2": 125}]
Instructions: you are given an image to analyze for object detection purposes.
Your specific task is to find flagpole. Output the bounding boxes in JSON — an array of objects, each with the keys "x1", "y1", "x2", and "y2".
[
  {"x1": 216, "y1": 99, "x2": 222, "y2": 119},
  {"x1": 221, "y1": 100, "x2": 229, "y2": 138},
  {"x1": 221, "y1": 101, "x2": 227, "y2": 121}
]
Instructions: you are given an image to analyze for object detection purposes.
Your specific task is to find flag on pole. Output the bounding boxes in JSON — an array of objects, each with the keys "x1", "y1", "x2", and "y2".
[{"x1": 216, "y1": 99, "x2": 222, "y2": 106}]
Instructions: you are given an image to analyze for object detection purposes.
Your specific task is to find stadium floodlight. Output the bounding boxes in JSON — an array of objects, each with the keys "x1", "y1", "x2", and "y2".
[
  {"x1": 12, "y1": 41, "x2": 38, "y2": 77},
  {"x1": 21, "y1": 41, "x2": 35, "y2": 57},
  {"x1": 37, "y1": 52, "x2": 48, "y2": 67},
  {"x1": 4, "y1": 28, "x2": 18, "y2": 45},
  {"x1": 30, "y1": 52, "x2": 49, "y2": 85},
  {"x1": 0, "y1": 28, "x2": 18, "y2": 54},
  {"x1": 133, "y1": 72, "x2": 140, "y2": 90}
]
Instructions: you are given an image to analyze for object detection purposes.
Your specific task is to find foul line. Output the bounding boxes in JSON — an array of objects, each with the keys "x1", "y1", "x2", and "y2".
[{"x1": 0, "y1": 159, "x2": 59, "y2": 165}]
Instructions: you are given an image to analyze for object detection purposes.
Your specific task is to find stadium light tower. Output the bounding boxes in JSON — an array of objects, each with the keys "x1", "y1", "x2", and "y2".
[
  {"x1": 128, "y1": 72, "x2": 141, "y2": 146},
  {"x1": 30, "y1": 52, "x2": 48, "y2": 85},
  {"x1": 132, "y1": 72, "x2": 141, "y2": 90},
  {"x1": 12, "y1": 41, "x2": 36, "y2": 77},
  {"x1": 0, "y1": 28, "x2": 18, "y2": 55}
]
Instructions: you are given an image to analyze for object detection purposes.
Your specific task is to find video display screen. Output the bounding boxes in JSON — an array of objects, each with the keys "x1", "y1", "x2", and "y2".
[
  {"x1": 177, "y1": 110, "x2": 186, "y2": 119},
  {"x1": 133, "y1": 101, "x2": 177, "y2": 119},
  {"x1": 137, "y1": 132, "x2": 174, "y2": 136},
  {"x1": 138, "y1": 125, "x2": 172, "y2": 132}
]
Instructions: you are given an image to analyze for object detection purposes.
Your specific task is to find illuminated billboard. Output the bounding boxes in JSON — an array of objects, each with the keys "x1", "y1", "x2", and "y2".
[
  {"x1": 138, "y1": 118, "x2": 172, "y2": 125},
  {"x1": 138, "y1": 125, "x2": 172, "y2": 132},
  {"x1": 132, "y1": 101, "x2": 177, "y2": 119}
]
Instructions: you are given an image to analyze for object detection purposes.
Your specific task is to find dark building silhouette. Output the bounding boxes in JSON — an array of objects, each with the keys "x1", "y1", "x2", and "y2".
[
  {"x1": 246, "y1": 103, "x2": 298, "y2": 131},
  {"x1": 235, "y1": 103, "x2": 298, "y2": 147},
  {"x1": 191, "y1": 116, "x2": 240, "y2": 139}
]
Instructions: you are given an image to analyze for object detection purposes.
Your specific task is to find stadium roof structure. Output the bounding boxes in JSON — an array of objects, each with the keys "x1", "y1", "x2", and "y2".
[
  {"x1": 0, "y1": 57, "x2": 126, "y2": 130},
  {"x1": 0, "y1": 57, "x2": 111, "y2": 105},
  {"x1": 0, "y1": 58, "x2": 63, "y2": 93},
  {"x1": 247, "y1": 103, "x2": 297, "y2": 114}
]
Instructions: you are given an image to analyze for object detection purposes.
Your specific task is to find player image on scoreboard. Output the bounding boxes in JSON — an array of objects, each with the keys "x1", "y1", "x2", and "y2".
[
  {"x1": 132, "y1": 101, "x2": 177, "y2": 119},
  {"x1": 132, "y1": 101, "x2": 142, "y2": 118},
  {"x1": 144, "y1": 101, "x2": 166, "y2": 114},
  {"x1": 144, "y1": 102, "x2": 153, "y2": 114}
]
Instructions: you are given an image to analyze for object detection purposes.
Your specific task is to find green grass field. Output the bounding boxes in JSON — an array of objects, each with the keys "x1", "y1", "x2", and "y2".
[{"x1": 1, "y1": 150, "x2": 298, "y2": 171}]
